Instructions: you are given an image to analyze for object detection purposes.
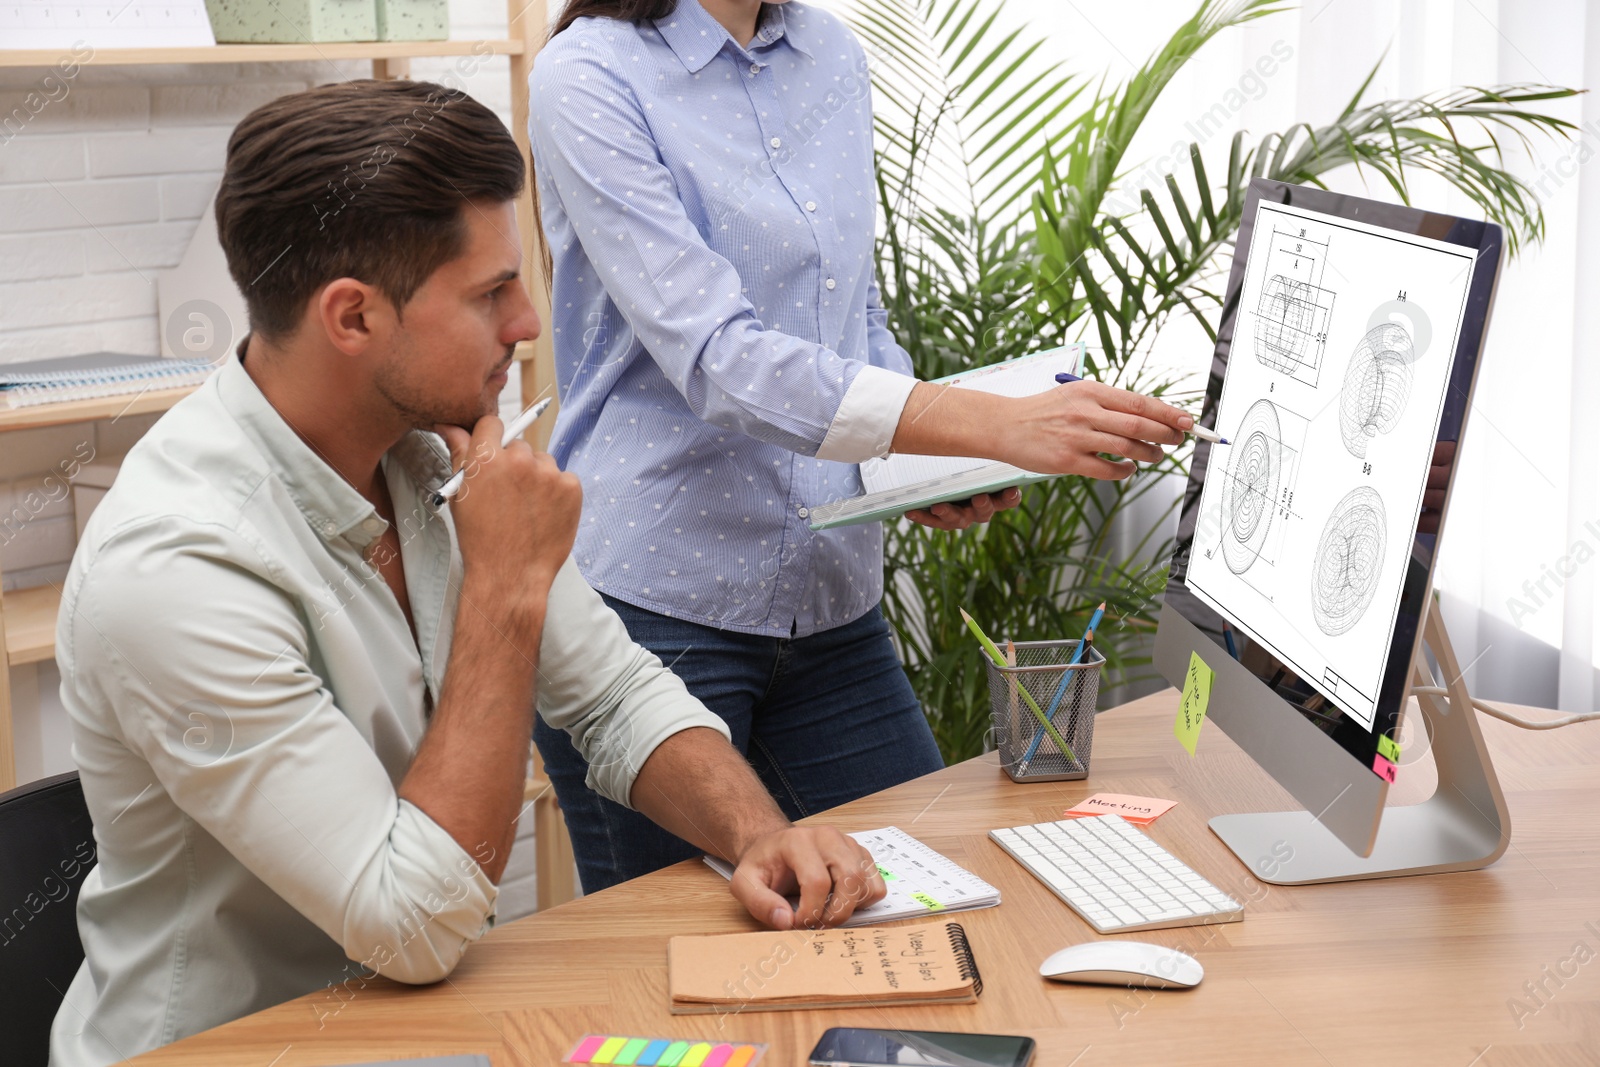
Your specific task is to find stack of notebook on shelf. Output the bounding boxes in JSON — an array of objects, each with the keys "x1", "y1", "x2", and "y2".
[{"x1": 0, "y1": 352, "x2": 216, "y2": 410}]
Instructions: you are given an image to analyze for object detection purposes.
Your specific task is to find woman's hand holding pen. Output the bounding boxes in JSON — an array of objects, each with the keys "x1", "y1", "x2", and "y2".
[
  {"x1": 1003, "y1": 380, "x2": 1193, "y2": 479},
  {"x1": 892, "y1": 378, "x2": 1193, "y2": 485}
]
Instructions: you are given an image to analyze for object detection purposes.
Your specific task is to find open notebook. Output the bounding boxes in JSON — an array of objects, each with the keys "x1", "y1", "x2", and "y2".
[
  {"x1": 702, "y1": 826, "x2": 1000, "y2": 927},
  {"x1": 668, "y1": 920, "x2": 983, "y2": 1014},
  {"x1": 807, "y1": 344, "x2": 1087, "y2": 530}
]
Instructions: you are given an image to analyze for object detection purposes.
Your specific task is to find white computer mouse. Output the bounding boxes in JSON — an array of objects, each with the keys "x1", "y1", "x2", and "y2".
[{"x1": 1040, "y1": 941, "x2": 1204, "y2": 988}]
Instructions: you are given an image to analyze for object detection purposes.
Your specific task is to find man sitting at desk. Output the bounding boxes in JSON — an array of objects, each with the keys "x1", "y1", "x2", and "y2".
[{"x1": 48, "y1": 80, "x2": 882, "y2": 1067}]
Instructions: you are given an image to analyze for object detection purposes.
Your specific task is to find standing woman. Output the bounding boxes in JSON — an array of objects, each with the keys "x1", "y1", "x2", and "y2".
[{"x1": 529, "y1": 0, "x2": 1193, "y2": 892}]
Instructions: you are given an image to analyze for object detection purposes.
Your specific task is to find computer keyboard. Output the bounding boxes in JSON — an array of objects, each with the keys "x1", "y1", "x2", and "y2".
[{"x1": 989, "y1": 815, "x2": 1244, "y2": 934}]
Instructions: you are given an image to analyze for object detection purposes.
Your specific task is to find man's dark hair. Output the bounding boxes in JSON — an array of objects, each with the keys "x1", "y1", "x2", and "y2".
[{"x1": 215, "y1": 79, "x2": 525, "y2": 341}]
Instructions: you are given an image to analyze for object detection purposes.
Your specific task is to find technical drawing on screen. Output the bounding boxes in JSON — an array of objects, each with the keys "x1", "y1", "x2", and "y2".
[{"x1": 1186, "y1": 200, "x2": 1476, "y2": 731}]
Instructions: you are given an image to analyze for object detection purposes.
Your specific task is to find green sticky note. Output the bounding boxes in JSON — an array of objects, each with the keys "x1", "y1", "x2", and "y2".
[
  {"x1": 1175, "y1": 650, "x2": 1214, "y2": 756},
  {"x1": 911, "y1": 891, "x2": 944, "y2": 910},
  {"x1": 1377, "y1": 734, "x2": 1401, "y2": 762},
  {"x1": 877, "y1": 864, "x2": 899, "y2": 882},
  {"x1": 615, "y1": 1038, "x2": 650, "y2": 1065}
]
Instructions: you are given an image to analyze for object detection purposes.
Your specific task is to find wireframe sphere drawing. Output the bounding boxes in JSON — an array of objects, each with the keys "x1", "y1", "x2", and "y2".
[
  {"x1": 1220, "y1": 399, "x2": 1284, "y2": 575},
  {"x1": 1255, "y1": 274, "x2": 1319, "y2": 374},
  {"x1": 1339, "y1": 322, "x2": 1415, "y2": 458},
  {"x1": 1312, "y1": 486, "x2": 1387, "y2": 636},
  {"x1": 1366, "y1": 299, "x2": 1431, "y2": 361}
]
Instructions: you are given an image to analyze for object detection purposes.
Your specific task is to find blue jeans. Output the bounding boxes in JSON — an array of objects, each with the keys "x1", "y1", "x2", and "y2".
[{"x1": 534, "y1": 595, "x2": 946, "y2": 893}]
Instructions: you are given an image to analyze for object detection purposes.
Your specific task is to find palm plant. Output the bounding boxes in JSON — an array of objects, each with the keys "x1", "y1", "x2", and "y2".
[{"x1": 851, "y1": 0, "x2": 1577, "y2": 761}]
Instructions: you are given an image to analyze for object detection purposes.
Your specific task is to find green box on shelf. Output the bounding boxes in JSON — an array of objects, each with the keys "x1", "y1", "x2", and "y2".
[
  {"x1": 376, "y1": 0, "x2": 448, "y2": 41},
  {"x1": 204, "y1": 0, "x2": 377, "y2": 43}
]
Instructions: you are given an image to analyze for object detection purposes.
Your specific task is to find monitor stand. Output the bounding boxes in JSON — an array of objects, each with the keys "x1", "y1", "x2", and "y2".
[{"x1": 1209, "y1": 599, "x2": 1512, "y2": 884}]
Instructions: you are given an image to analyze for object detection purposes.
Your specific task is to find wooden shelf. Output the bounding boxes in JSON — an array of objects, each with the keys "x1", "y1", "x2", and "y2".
[
  {"x1": 0, "y1": 39, "x2": 524, "y2": 68},
  {"x1": 0, "y1": 386, "x2": 199, "y2": 432},
  {"x1": 0, "y1": 0, "x2": 553, "y2": 794},
  {"x1": 4, "y1": 585, "x2": 60, "y2": 667}
]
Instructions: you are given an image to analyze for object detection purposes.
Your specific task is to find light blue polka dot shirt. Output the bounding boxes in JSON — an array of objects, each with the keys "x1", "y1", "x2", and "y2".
[{"x1": 531, "y1": 0, "x2": 920, "y2": 638}]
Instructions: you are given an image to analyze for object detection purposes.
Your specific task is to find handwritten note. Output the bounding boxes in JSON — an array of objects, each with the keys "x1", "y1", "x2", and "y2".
[
  {"x1": 1174, "y1": 651, "x2": 1214, "y2": 756},
  {"x1": 1064, "y1": 793, "x2": 1179, "y2": 826}
]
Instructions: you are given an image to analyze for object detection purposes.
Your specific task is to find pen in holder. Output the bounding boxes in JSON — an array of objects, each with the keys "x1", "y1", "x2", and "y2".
[{"x1": 985, "y1": 639, "x2": 1105, "y2": 782}]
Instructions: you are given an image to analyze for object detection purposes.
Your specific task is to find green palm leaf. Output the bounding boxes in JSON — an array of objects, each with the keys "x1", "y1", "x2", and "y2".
[{"x1": 853, "y1": 0, "x2": 1577, "y2": 763}]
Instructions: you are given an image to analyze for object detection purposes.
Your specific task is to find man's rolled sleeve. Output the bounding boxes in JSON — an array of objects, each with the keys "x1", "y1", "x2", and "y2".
[
  {"x1": 533, "y1": 557, "x2": 729, "y2": 806},
  {"x1": 73, "y1": 522, "x2": 497, "y2": 985}
]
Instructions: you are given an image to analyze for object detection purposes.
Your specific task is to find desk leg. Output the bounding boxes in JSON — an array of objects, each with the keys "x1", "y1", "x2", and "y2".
[
  {"x1": 533, "y1": 779, "x2": 577, "y2": 911},
  {"x1": 0, "y1": 661, "x2": 14, "y2": 793},
  {"x1": 524, "y1": 748, "x2": 578, "y2": 911},
  {"x1": 0, "y1": 583, "x2": 15, "y2": 789}
]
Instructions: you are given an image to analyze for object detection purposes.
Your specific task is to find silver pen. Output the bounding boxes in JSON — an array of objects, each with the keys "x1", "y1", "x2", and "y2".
[{"x1": 430, "y1": 396, "x2": 554, "y2": 507}]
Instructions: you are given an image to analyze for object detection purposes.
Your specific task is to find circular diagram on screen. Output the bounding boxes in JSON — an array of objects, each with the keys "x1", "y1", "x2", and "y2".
[
  {"x1": 1311, "y1": 486, "x2": 1388, "y2": 636},
  {"x1": 1221, "y1": 399, "x2": 1284, "y2": 575},
  {"x1": 1339, "y1": 322, "x2": 1416, "y2": 459}
]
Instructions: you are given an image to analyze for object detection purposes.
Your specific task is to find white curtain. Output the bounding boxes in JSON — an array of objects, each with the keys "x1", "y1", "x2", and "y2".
[{"x1": 843, "y1": 0, "x2": 1599, "y2": 712}]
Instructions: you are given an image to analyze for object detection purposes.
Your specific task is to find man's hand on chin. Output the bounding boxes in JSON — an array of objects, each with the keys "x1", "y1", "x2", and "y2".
[{"x1": 727, "y1": 825, "x2": 886, "y2": 929}]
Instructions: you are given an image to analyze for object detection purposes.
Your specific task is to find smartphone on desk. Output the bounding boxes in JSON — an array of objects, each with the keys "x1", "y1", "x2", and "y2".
[{"x1": 808, "y1": 1027, "x2": 1035, "y2": 1067}]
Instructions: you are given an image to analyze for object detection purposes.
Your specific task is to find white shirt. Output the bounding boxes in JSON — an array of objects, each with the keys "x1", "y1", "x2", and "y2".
[{"x1": 49, "y1": 354, "x2": 728, "y2": 1066}]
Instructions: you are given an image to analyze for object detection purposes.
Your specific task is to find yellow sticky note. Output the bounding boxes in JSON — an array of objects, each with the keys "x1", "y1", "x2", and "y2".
[{"x1": 1174, "y1": 650, "x2": 1214, "y2": 756}]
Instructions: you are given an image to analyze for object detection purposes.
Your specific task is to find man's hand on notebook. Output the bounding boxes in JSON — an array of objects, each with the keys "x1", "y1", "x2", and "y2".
[
  {"x1": 904, "y1": 486, "x2": 1023, "y2": 530},
  {"x1": 729, "y1": 826, "x2": 887, "y2": 930}
]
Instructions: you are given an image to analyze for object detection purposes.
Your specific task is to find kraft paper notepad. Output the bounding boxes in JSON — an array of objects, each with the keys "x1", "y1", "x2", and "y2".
[{"x1": 667, "y1": 921, "x2": 983, "y2": 1014}]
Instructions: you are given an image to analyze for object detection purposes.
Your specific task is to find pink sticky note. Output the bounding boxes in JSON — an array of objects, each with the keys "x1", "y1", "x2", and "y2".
[
  {"x1": 1372, "y1": 753, "x2": 1397, "y2": 783},
  {"x1": 568, "y1": 1035, "x2": 607, "y2": 1063},
  {"x1": 1064, "y1": 793, "x2": 1179, "y2": 825}
]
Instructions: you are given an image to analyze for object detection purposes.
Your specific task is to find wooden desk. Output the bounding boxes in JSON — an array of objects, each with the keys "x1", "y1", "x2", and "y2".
[{"x1": 130, "y1": 690, "x2": 1600, "y2": 1066}]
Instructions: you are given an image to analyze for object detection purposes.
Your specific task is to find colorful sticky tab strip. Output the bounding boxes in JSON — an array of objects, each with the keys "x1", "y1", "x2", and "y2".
[
  {"x1": 1372, "y1": 752, "x2": 1397, "y2": 783},
  {"x1": 1175, "y1": 650, "x2": 1215, "y2": 756},
  {"x1": 565, "y1": 1035, "x2": 766, "y2": 1066},
  {"x1": 1377, "y1": 734, "x2": 1401, "y2": 762}
]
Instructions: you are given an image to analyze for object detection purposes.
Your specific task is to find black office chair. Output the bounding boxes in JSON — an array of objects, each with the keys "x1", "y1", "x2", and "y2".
[{"x1": 0, "y1": 771, "x2": 95, "y2": 1067}]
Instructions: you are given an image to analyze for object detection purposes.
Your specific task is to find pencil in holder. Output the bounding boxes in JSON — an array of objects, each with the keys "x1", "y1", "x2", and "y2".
[{"x1": 985, "y1": 639, "x2": 1105, "y2": 782}]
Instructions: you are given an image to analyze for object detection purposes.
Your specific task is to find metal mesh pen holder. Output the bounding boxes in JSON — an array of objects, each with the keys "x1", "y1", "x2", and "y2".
[{"x1": 985, "y1": 639, "x2": 1105, "y2": 782}]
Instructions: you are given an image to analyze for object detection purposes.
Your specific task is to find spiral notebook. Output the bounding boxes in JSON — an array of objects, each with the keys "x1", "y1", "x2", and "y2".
[
  {"x1": 0, "y1": 352, "x2": 214, "y2": 409},
  {"x1": 701, "y1": 826, "x2": 1001, "y2": 926},
  {"x1": 667, "y1": 920, "x2": 983, "y2": 1014}
]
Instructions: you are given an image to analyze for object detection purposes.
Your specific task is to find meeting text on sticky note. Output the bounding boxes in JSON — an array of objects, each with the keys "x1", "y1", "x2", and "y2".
[
  {"x1": 1174, "y1": 650, "x2": 1214, "y2": 756},
  {"x1": 1064, "y1": 793, "x2": 1179, "y2": 826}
]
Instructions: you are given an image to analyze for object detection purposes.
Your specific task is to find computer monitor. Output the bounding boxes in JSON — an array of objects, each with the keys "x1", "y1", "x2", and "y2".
[{"x1": 1154, "y1": 178, "x2": 1509, "y2": 884}]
